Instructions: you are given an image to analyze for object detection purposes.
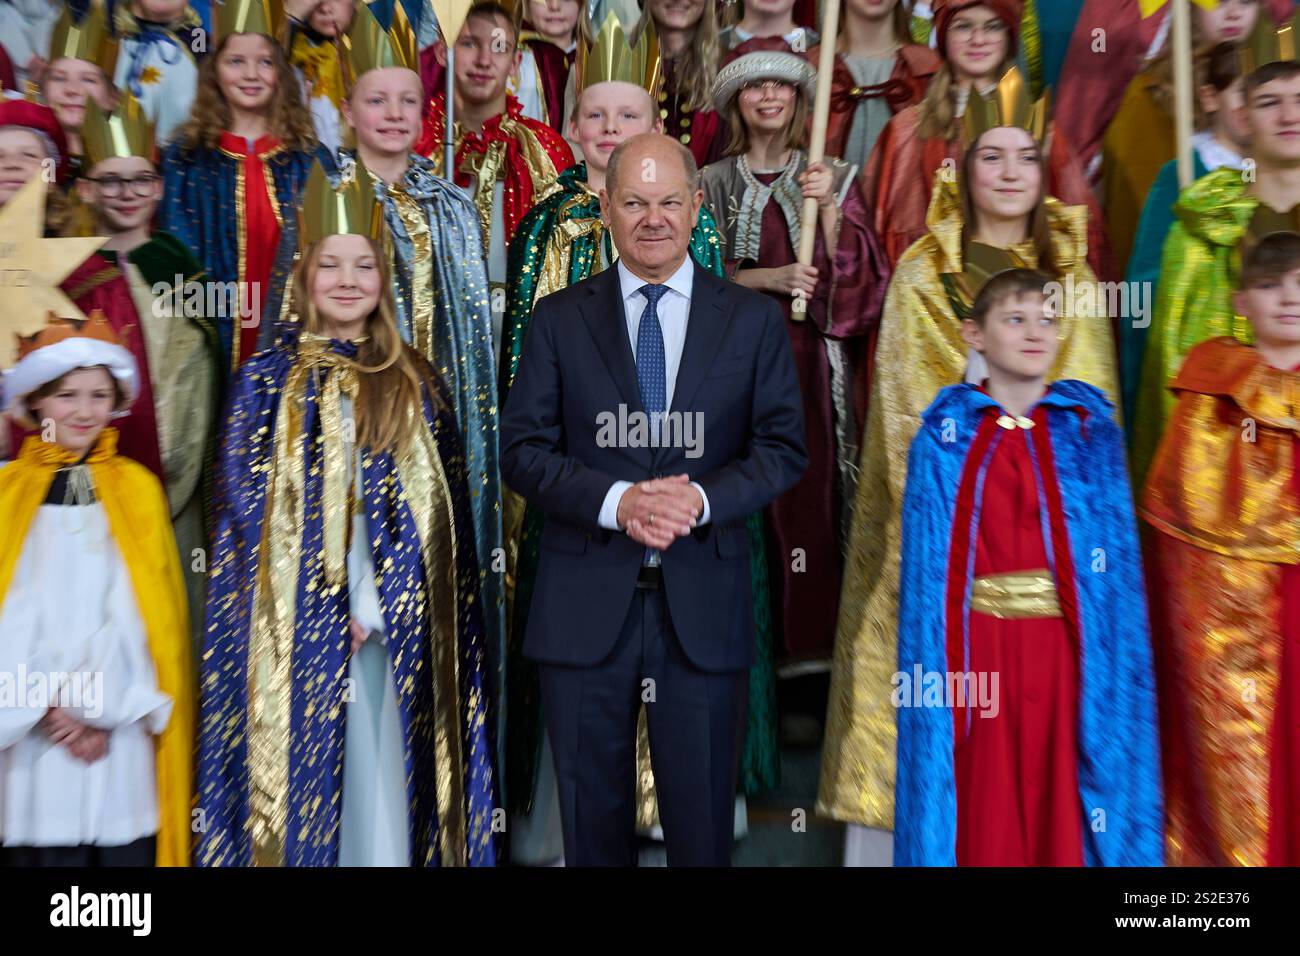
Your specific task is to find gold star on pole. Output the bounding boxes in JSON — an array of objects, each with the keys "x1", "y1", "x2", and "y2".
[{"x1": 0, "y1": 177, "x2": 108, "y2": 367}]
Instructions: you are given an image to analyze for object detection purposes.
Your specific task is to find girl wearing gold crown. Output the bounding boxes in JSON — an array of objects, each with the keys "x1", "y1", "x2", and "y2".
[
  {"x1": 862, "y1": 1, "x2": 1106, "y2": 277},
  {"x1": 0, "y1": 315, "x2": 193, "y2": 867},
  {"x1": 702, "y1": 39, "x2": 888, "y2": 669},
  {"x1": 197, "y1": 162, "x2": 499, "y2": 867},
  {"x1": 261, "y1": 0, "x2": 507, "y2": 796},
  {"x1": 41, "y1": 1, "x2": 120, "y2": 179},
  {"x1": 160, "y1": 2, "x2": 316, "y2": 369},
  {"x1": 819, "y1": 104, "x2": 1119, "y2": 863}
]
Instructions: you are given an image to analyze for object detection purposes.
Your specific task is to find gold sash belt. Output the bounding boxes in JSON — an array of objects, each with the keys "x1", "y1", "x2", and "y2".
[{"x1": 969, "y1": 570, "x2": 1061, "y2": 619}]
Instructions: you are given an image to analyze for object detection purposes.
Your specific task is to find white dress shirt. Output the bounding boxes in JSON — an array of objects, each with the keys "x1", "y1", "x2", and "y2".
[{"x1": 597, "y1": 257, "x2": 712, "y2": 531}]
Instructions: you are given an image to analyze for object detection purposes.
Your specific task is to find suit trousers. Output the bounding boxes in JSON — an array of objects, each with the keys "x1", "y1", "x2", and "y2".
[{"x1": 539, "y1": 587, "x2": 748, "y2": 866}]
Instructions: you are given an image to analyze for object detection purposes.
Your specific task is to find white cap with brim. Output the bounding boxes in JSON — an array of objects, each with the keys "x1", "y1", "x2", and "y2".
[
  {"x1": 710, "y1": 51, "x2": 817, "y2": 114},
  {"x1": 3, "y1": 337, "x2": 139, "y2": 425}
]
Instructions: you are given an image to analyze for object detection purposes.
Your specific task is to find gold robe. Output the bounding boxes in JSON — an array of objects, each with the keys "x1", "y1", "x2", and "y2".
[{"x1": 817, "y1": 173, "x2": 1120, "y2": 828}]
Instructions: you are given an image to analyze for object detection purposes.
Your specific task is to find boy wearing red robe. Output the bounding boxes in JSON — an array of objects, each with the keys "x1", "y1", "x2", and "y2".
[{"x1": 894, "y1": 268, "x2": 1163, "y2": 866}]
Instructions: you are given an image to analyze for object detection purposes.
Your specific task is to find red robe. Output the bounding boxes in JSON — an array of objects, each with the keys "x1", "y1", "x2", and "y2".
[
  {"x1": 416, "y1": 94, "x2": 574, "y2": 248},
  {"x1": 659, "y1": 59, "x2": 728, "y2": 169},
  {"x1": 820, "y1": 43, "x2": 941, "y2": 166},
  {"x1": 217, "y1": 131, "x2": 282, "y2": 366},
  {"x1": 521, "y1": 32, "x2": 574, "y2": 134},
  {"x1": 7, "y1": 256, "x2": 163, "y2": 481},
  {"x1": 728, "y1": 172, "x2": 889, "y2": 662},
  {"x1": 862, "y1": 104, "x2": 1113, "y2": 279},
  {"x1": 950, "y1": 413, "x2": 1084, "y2": 867}
]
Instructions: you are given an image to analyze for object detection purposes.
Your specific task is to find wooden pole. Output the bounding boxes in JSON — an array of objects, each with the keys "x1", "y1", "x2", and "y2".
[
  {"x1": 793, "y1": 0, "x2": 842, "y2": 316},
  {"x1": 445, "y1": 43, "x2": 456, "y2": 178},
  {"x1": 1172, "y1": 0, "x2": 1195, "y2": 186}
]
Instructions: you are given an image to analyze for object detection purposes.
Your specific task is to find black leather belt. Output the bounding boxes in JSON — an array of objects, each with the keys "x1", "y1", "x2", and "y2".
[{"x1": 635, "y1": 565, "x2": 662, "y2": 590}]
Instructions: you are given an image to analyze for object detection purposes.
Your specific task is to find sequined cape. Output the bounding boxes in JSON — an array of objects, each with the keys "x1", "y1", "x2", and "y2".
[
  {"x1": 1141, "y1": 337, "x2": 1300, "y2": 866},
  {"x1": 499, "y1": 162, "x2": 779, "y2": 817},
  {"x1": 196, "y1": 339, "x2": 499, "y2": 866},
  {"x1": 262, "y1": 150, "x2": 507, "y2": 794},
  {"x1": 160, "y1": 139, "x2": 314, "y2": 367},
  {"x1": 895, "y1": 382, "x2": 1163, "y2": 865},
  {"x1": 1130, "y1": 167, "x2": 1257, "y2": 490},
  {"x1": 818, "y1": 173, "x2": 1120, "y2": 828}
]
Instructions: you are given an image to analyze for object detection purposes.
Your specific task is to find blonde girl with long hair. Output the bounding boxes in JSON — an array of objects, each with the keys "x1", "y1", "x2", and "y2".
[{"x1": 197, "y1": 209, "x2": 500, "y2": 867}]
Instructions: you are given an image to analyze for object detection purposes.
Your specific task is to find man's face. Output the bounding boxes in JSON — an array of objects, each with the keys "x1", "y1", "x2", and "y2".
[
  {"x1": 1237, "y1": 267, "x2": 1300, "y2": 349},
  {"x1": 962, "y1": 290, "x2": 1060, "y2": 382},
  {"x1": 1247, "y1": 73, "x2": 1300, "y2": 164},
  {"x1": 601, "y1": 137, "x2": 702, "y2": 279},
  {"x1": 570, "y1": 82, "x2": 657, "y2": 173},
  {"x1": 0, "y1": 128, "x2": 48, "y2": 205},
  {"x1": 450, "y1": 13, "x2": 519, "y2": 108},
  {"x1": 77, "y1": 155, "x2": 162, "y2": 234},
  {"x1": 344, "y1": 67, "x2": 423, "y2": 157},
  {"x1": 44, "y1": 57, "x2": 114, "y2": 132}
]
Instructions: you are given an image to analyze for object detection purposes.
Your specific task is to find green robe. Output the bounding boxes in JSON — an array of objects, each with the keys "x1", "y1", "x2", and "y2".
[
  {"x1": 1130, "y1": 167, "x2": 1256, "y2": 489},
  {"x1": 499, "y1": 163, "x2": 779, "y2": 816}
]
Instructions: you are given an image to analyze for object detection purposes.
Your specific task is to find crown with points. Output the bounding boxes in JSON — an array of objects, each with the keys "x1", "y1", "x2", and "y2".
[
  {"x1": 81, "y1": 93, "x2": 155, "y2": 167},
  {"x1": 48, "y1": 0, "x2": 118, "y2": 77},
  {"x1": 298, "y1": 159, "x2": 387, "y2": 245},
  {"x1": 578, "y1": 0, "x2": 660, "y2": 94},
  {"x1": 16, "y1": 310, "x2": 126, "y2": 361},
  {"x1": 963, "y1": 66, "x2": 1050, "y2": 145},
  {"x1": 1239, "y1": 8, "x2": 1300, "y2": 76},
  {"x1": 212, "y1": 0, "x2": 283, "y2": 42},
  {"x1": 342, "y1": 0, "x2": 420, "y2": 87}
]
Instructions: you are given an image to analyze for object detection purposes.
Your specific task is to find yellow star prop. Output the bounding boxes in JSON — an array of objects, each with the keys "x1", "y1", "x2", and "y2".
[{"x1": 0, "y1": 177, "x2": 108, "y2": 367}]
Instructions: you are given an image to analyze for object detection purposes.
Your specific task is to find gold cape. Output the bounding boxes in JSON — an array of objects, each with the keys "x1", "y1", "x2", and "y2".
[
  {"x1": 817, "y1": 173, "x2": 1119, "y2": 828},
  {"x1": 0, "y1": 430, "x2": 194, "y2": 865}
]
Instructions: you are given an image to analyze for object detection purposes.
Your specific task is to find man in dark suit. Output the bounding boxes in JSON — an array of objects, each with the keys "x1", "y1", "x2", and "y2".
[{"x1": 500, "y1": 132, "x2": 807, "y2": 866}]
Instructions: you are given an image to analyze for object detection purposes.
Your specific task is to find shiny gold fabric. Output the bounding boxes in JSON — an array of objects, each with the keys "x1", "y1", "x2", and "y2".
[
  {"x1": 818, "y1": 171, "x2": 1119, "y2": 828},
  {"x1": 389, "y1": 187, "x2": 436, "y2": 359},
  {"x1": 1140, "y1": 337, "x2": 1299, "y2": 865},
  {"x1": 970, "y1": 570, "x2": 1062, "y2": 619},
  {"x1": 246, "y1": 337, "x2": 357, "y2": 865}
]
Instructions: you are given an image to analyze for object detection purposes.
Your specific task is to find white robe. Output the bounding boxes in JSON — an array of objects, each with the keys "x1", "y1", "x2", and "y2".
[
  {"x1": 0, "y1": 499, "x2": 171, "y2": 848},
  {"x1": 114, "y1": 32, "x2": 198, "y2": 146}
]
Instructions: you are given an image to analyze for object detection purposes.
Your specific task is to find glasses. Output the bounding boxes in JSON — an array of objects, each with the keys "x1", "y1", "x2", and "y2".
[
  {"x1": 740, "y1": 80, "x2": 795, "y2": 97},
  {"x1": 83, "y1": 173, "x2": 161, "y2": 197},
  {"x1": 948, "y1": 19, "x2": 1009, "y2": 42}
]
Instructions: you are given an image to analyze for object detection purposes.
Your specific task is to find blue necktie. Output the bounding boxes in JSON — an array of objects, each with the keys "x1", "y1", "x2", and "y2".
[{"x1": 636, "y1": 284, "x2": 668, "y2": 566}]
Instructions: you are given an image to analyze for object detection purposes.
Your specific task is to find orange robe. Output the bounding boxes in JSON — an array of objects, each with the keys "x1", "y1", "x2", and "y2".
[{"x1": 1142, "y1": 337, "x2": 1300, "y2": 866}]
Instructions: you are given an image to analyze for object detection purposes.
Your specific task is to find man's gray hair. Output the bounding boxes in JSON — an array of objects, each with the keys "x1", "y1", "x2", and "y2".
[{"x1": 605, "y1": 134, "x2": 699, "y2": 195}]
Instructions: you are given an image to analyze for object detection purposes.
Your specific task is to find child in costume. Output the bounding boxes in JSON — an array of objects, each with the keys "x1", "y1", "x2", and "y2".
[
  {"x1": 893, "y1": 269, "x2": 1163, "y2": 866},
  {"x1": 197, "y1": 162, "x2": 498, "y2": 867},
  {"x1": 160, "y1": 0, "x2": 316, "y2": 369},
  {"x1": 644, "y1": 0, "x2": 729, "y2": 166},
  {"x1": 1142, "y1": 230, "x2": 1300, "y2": 867},
  {"x1": 42, "y1": 1, "x2": 119, "y2": 180},
  {"x1": 113, "y1": 0, "x2": 208, "y2": 146},
  {"x1": 514, "y1": 0, "x2": 580, "y2": 134},
  {"x1": 0, "y1": 313, "x2": 192, "y2": 867}
]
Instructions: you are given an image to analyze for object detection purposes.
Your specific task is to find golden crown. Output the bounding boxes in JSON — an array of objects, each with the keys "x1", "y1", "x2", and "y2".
[
  {"x1": 48, "y1": 1, "x2": 118, "y2": 77},
  {"x1": 963, "y1": 66, "x2": 1050, "y2": 145},
  {"x1": 16, "y1": 310, "x2": 125, "y2": 361},
  {"x1": 212, "y1": 0, "x2": 283, "y2": 42},
  {"x1": 342, "y1": 0, "x2": 420, "y2": 86},
  {"x1": 1239, "y1": 8, "x2": 1300, "y2": 76},
  {"x1": 578, "y1": 0, "x2": 660, "y2": 93},
  {"x1": 298, "y1": 159, "x2": 387, "y2": 245},
  {"x1": 81, "y1": 94, "x2": 155, "y2": 167}
]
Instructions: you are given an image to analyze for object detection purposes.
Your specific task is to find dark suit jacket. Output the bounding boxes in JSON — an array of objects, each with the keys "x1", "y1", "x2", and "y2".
[{"x1": 500, "y1": 261, "x2": 807, "y2": 673}]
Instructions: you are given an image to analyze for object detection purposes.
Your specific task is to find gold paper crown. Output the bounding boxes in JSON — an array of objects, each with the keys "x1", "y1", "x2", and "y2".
[
  {"x1": 1239, "y1": 9, "x2": 1300, "y2": 76},
  {"x1": 342, "y1": 0, "x2": 420, "y2": 85},
  {"x1": 81, "y1": 94, "x2": 156, "y2": 167},
  {"x1": 963, "y1": 66, "x2": 1050, "y2": 145},
  {"x1": 212, "y1": 0, "x2": 282, "y2": 41},
  {"x1": 48, "y1": 1, "x2": 118, "y2": 77},
  {"x1": 578, "y1": 0, "x2": 660, "y2": 93},
  {"x1": 16, "y1": 310, "x2": 125, "y2": 361},
  {"x1": 298, "y1": 160, "x2": 387, "y2": 245}
]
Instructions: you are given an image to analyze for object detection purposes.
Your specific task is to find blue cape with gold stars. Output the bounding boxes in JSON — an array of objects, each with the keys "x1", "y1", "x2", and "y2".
[{"x1": 196, "y1": 336, "x2": 498, "y2": 866}]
